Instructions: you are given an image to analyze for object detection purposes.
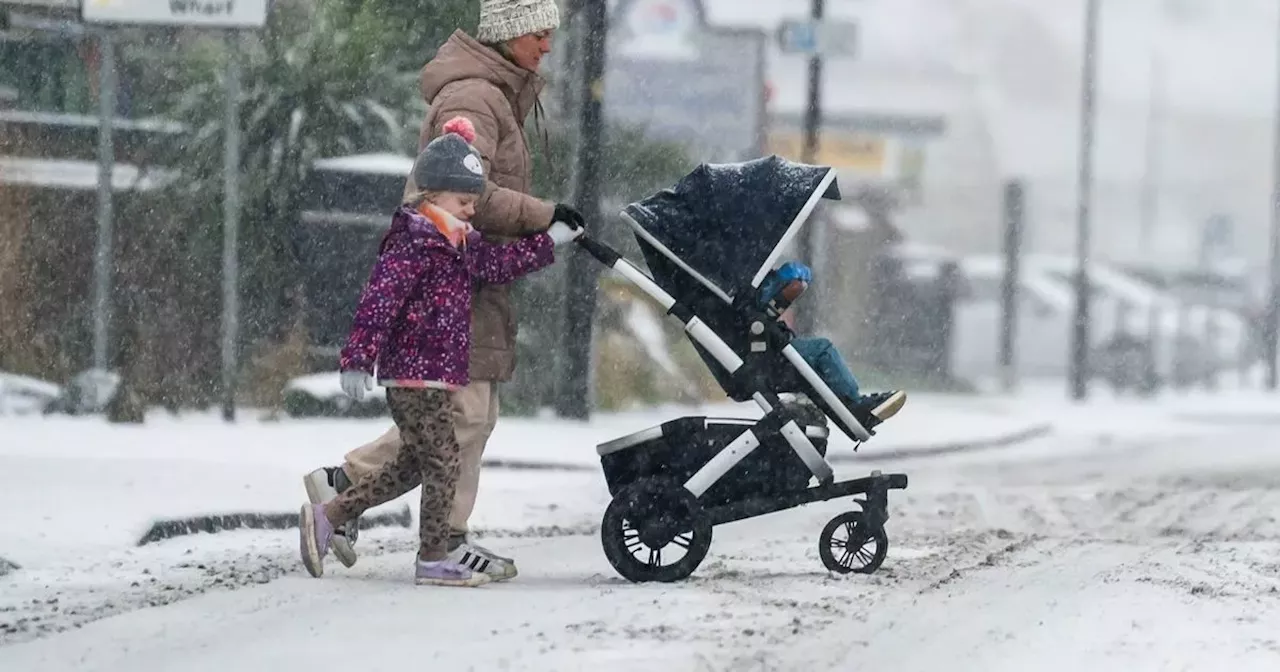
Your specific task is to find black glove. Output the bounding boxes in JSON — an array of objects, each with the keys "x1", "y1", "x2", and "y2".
[{"x1": 552, "y1": 203, "x2": 586, "y2": 231}]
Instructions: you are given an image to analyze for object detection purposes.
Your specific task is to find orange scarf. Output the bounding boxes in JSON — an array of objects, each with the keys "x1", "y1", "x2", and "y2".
[{"x1": 415, "y1": 202, "x2": 472, "y2": 249}]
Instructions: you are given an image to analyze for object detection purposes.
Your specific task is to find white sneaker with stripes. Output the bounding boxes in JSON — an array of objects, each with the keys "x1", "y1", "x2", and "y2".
[{"x1": 446, "y1": 537, "x2": 517, "y2": 581}]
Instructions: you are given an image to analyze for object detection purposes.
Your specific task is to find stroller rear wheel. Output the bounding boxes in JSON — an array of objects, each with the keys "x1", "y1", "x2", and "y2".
[
  {"x1": 818, "y1": 506, "x2": 888, "y2": 574},
  {"x1": 601, "y1": 478, "x2": 712, "y2": 583}
]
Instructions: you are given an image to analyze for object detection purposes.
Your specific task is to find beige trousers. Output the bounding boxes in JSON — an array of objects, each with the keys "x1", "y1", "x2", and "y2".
[{"x1": 342, "y1": 380, "x2": 499, "y2": 534}]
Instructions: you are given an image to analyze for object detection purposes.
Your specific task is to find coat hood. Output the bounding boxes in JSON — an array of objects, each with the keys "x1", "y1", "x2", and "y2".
[{"x1": 419, "y1": 29, "x2": 545, "y2": 123}]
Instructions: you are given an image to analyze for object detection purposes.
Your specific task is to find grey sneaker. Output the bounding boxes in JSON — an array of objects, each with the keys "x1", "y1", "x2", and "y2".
[
  {"x1": 303, "y1": 467, "x2": 359, "y2": 567},
  {"x1": 414, "y1": 558, "x2": 492, "y2": 587}
]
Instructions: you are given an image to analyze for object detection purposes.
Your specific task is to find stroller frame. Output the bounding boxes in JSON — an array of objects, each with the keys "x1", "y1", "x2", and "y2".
[{"x1": 573, "y1": 179, "x2": 909, "y2": 583}]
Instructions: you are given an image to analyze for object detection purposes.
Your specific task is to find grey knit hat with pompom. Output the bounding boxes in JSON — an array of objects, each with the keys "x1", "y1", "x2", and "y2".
[{"x1": 477, "y1": 0, "x2": 560, "y2": 44}]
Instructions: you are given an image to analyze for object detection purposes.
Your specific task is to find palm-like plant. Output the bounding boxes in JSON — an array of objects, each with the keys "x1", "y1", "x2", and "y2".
[
  {"x1": 338, "y1": 0, "x2": 479, "y2": 75},
  {"x1": 161, "y1": 0, "x2": 416, "y2": 353}
]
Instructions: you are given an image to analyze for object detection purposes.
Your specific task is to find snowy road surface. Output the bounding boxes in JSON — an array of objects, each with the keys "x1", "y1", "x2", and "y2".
[{"x1": 4, "y1": 404, "x2": 1280, "y2": 670}]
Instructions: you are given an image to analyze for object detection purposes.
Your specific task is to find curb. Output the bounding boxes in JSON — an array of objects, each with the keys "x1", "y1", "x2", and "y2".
[
  {"x1": 135, "y1": 504, "x2": 413, "y2": 547},
  {"x1": 829, "y1": 424, "x2": 1055, "y2": 464},
  {"x1": 480, "y1": 458, "x2": 595, "y2": 472},
  {"x1": 127, "y1": 425, "x2": 1053, "y2": 545}
]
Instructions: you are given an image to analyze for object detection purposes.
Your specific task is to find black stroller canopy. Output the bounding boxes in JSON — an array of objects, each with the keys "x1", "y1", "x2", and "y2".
[{"x1": 622, "y1": 155, "x2": 841, "y2": 302}]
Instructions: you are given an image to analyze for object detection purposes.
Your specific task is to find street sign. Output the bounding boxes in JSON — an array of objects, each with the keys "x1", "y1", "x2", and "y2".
[
  {"x1": 614, "y1": 0, "x2": 703, "y2": 61},
  {"x1": 777, "y1": 18, "x2": 858, "y2": 58},
  {"x1": 1, "y1": 0, "x2": 84, "y2": 36},
  {"x1": 1, "y1": 0, "x2": 78, "y2": 9},
  {"x1": 77, "y1": 0, "x2": 270, "y2": 421},
  {"x1": 82, "y1": 0, "x2": 268, "y2": 27}
]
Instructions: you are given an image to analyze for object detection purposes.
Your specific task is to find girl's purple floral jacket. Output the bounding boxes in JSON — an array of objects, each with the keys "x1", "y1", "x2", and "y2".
[{"x1": 339, "y1": 205, "x2": 555, "y2": 389}]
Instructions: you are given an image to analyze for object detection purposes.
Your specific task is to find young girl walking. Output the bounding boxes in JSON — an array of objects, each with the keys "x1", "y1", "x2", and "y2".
[{"x1": 299, "y1": 116, "x2": 582, "y2": 587}]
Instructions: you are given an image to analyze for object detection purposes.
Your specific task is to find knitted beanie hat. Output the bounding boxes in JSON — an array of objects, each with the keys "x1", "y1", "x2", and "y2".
[
  {"x1": 412, "y1": 117, "x2": 485, "y2": 195},
  {"x1": 477, "y1": 0, "x2": 561, "y2": 44}
]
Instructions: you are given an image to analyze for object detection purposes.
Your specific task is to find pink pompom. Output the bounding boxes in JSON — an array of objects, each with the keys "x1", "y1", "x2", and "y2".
[{"x1": 442, "y1": 116, "x2": 476, "y2": 144}]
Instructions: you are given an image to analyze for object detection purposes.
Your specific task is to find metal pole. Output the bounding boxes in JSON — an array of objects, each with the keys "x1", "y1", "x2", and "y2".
[
  {"x1": 557, "y1": 4, "x2": 580, "y2": 141},
  {"x1": 795, "y1": 0, "x2": 824, "y2": 334},
  {"x1": 92, "y1": 30, "x2": 117, "y2": 373},
  {"x1": 555, "y1": 0, "x2": 607, "y2": 420},
  {"x1": 1265, "y1": 2, "x2": 1280, "y2": 390},
  {"x1": 1069, "y1": 0, "x2": 1100, "y2": 401},
  {"x1": 221, "y1": 33, "x2": 242, "y2": 421},
  {"x1": 1138, "y1": 52, "x2": 1162, "y2": 254},
  {"x1": 753, "y1": 28, "x2": 768, "y2": 159},
  {"x1": 999, "y1": 180, "x2": 1024, "y2": 392}
]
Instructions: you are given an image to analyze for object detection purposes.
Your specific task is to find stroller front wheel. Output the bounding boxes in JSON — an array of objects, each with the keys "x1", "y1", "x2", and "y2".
[
  {"x1": 600, "y1": 478, "x2": 712, "y2": 583},
  {"x1": 818, "y1": 508, "x2": 889, "y2": 575}
]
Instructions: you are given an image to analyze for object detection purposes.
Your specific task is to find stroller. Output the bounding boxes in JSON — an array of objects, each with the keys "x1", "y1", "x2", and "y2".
[{"x1": 572, "y1": 155, "x2": 910, "y2": 583}]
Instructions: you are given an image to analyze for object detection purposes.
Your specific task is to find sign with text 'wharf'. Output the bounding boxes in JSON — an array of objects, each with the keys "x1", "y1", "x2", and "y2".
[{"x1": 82, "y1": 0, "x2": 267, "y2": 27}]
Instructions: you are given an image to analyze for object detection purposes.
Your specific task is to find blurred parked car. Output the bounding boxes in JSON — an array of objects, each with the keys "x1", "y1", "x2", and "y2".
[
  {"x1": 0, "y1": 371, "x2": 63, "y2": 416},
  {"x1": 41, "y1": 368, "x2": 120, "y2": 416},
  {"x1": 282, "y1": 372, "x2": 388, "y2": 418}
]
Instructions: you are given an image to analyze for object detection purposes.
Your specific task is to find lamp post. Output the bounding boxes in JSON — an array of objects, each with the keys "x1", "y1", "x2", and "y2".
[
  {"x1": 1069, "y1": 0, "x2": 1101, "y2": 401},
  {"x1": 1265, "y1": 0, "x2": 1280, "y2": 390}
]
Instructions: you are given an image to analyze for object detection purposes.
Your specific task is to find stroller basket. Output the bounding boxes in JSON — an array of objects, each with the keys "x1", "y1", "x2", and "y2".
[{"x1": 598, "y1": 413, "x2": 830, "y2": 510}]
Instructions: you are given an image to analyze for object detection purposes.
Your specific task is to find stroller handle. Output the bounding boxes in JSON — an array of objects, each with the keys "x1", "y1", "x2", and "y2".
[
  {"x1": 573, "y1": 233, "x2": 622, "y2": 267},
  {"x1": 570, "y1": 232, "x2": 747, "y2": 378}
]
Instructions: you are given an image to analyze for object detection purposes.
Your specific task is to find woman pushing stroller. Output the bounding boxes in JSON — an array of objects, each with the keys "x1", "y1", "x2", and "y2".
[{"x1": 298, "y1": 117, "x2": 582, "y2": 587}]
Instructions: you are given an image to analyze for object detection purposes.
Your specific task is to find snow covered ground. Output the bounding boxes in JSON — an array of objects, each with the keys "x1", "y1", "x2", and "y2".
[{"x1": 3, "y1": 388, "x2": 1280, "y2": 670}]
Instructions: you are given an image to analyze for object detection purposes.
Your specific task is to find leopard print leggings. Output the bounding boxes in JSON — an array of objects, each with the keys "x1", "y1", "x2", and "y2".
[{"x1": 325, "y1": 388, "x2": 461, "y2": 560}]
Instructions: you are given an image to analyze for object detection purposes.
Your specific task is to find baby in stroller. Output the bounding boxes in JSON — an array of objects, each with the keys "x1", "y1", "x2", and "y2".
[{"x1": 756, "y1": 260, "x2": 906, "y2": 431}]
